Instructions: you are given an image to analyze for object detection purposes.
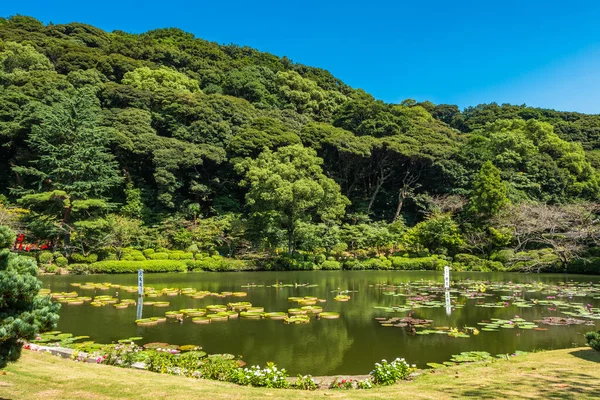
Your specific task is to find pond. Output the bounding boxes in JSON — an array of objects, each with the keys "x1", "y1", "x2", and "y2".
[{"x1": 40, "y1": 271, "x2": 600, "y2": 376}]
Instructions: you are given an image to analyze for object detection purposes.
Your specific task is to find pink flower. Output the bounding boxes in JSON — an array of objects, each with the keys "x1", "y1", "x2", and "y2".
[{"x1": 96, "y1": 356, "x2": 103, "y2": 363}]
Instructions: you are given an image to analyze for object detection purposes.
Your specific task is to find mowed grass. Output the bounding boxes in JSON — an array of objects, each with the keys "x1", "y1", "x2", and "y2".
[{"x1": 1, "y1": 347, "x2": 600, "y2": 399}]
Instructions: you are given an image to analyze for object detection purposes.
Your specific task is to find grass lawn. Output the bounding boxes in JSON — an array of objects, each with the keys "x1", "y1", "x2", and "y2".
[{"x1": 1, "y1": 347, "x2": 599, "y2": 399}]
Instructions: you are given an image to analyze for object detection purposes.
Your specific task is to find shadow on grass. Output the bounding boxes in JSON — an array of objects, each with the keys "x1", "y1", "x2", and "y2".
[
  {"x1": 421, "y1": 351, "x2": 600, "y2": 399},
  {"x1": 568, "y1": 349, "x2": 600, "y2": 363}
]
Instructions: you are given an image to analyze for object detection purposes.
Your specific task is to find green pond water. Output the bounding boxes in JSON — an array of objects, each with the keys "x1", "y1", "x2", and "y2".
[{"x1": 40, "y1": 271, "x2": 600, "y2": 376}]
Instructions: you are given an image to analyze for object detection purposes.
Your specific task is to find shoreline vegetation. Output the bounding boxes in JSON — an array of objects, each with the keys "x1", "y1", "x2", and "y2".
[
  {"x1": 3, "y1": 346, "x2": 600, "y2": 399},
  {"x1": 0, "y1": 16, "x2": 599, "y2": 278}
]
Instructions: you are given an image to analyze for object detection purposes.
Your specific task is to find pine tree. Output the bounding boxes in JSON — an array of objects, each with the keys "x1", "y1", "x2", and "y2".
[
  {"x1": 0, "y1": 225, "x2": 60, "y2": 368},
  {"x1": 12, "y1": 88, "x2": 122, "y2": 248}
]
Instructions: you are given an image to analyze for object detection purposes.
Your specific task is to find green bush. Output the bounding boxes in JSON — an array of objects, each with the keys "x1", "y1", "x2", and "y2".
[
  {"x1": 54, "y1": 256, "x2": 68, "y2": 267},
  {"x1": 44, "y1": 264, "x2": 58, "y2": 274},
  {"x1": 38, "y1": 251, "x2": 53, "y2": 264},
  {"x1": 185, "y1": 256, "x2": 222, "y2": 271},
  {"x1": 389, "y1": 256, "x2": 440, "y2": 270},
  {"x1": 314, "y1": 254, "x2": 326, "y2": 265},
  {"x1": 453, "y1": 253, "x2": 504, "y2": 272},
  {"x1": 67, "y1": 263, "x2": 89, "y2": 274},
  {"x1": 147, "y1": 252, "x2": 169, "y2": 260},
  {"x1": 121, "y1": 248, "x2": 146, "y2": 261},
  {"x1": 363, "y1": 257, "x2": 392, "y2": 270},
  {"x1": 320, "y1": 260, "x2": 341, "y2": 270},
  {"x1": 585, "y1": 330, "x2": 600, "y2": 351},
  {"x1": 52, "y1": 251, "x2": 63, "y2": 260},
  {"x1": 88, "y1": 260, "x2": 187, "y2": 273},
  {"x1": 142, "y1": 249, "x2": 155, "y2": 257},
  {"x1": 342, "y1": 259, "x2": 365, "y2": 270},
  {"x1": 71, "y1": 253, "x2": 98, "y2": 263},
  {"x1": 370, "y1": 357, "x2": 415, "y2": 385},
  {"x1": 490, "y1": 249, "x2": 515, "y2": 264}
]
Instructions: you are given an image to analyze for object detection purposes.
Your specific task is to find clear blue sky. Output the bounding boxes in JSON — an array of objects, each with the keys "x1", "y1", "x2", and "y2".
[{"x1": 3, "y1": 1, "x2": 600, "y2": 113}]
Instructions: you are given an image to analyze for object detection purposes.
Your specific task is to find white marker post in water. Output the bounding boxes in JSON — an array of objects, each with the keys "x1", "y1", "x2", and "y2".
[
  {"x1": 444, "y1": 266, "x2": 451, "y2": 315},
  {"x1": 136, "y1": 269, "x2": 144, "y2": 320}
]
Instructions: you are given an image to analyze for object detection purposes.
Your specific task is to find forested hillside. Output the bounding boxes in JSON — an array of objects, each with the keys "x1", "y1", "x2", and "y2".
[{"x1": 1, "y1": 15, "x2": 599, "y2": 273}]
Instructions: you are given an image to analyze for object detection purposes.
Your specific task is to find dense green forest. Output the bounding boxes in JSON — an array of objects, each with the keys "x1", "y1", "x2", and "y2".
[{"x1": 1, "y1": 15, "x2": 599, "y2": 274}]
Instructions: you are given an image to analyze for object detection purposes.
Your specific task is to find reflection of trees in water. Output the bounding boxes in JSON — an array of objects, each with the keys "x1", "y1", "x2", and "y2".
[{"x1": 237, "y1": 318, "x2": 353, "y2": 375}]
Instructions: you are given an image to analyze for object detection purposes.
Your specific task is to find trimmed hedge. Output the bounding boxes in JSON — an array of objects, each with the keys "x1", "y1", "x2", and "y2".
[
  {"x1": 71, "y1": 253, "x2": 98, "y2": 263},
  {"x1": 452, "y1": 253, "x2": 504, "y2": 272},
  {"x1": 88, "y1": 260, "x2": 187, "y2": 273},
  {"x1": 185, "y1": 257, "x2": 255, "y2": 272},
  {"x1": 389, "y1": 256, "x2": 442, "y2": 270},
  {"x1": 147, "y1": 252, "x2": 169, "y2": 260},
  {"x1": 320, "y1": 260, "x2": 342, "y2": 270}
]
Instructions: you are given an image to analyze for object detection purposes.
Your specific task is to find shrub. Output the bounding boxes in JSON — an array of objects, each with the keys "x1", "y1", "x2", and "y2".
[
  {"x1": 342, "y1": 260, "x2": 365, "y2": 270},
  {"x1": 314, "y1": 254, "x2": 326, "y2": 265},
  {"x1": 142, "y1": 249, "x2": 155, "y2": 257},
  {"x1": 185, "y1": 257, "x2": 222, "y2": 272},
  {"x1": 362, "y1": 257, "x2": 392, "y2": 270},
  {"x1": 320, "y1": 260, "x2": 341, "y2": 270},
  {"x1": 490, "y1": 249, "x2": 515, "y2": 264},
  {"x1": 67, "y1": 263, "x2": 89, "y2": 274},
  {"x1": 228, "y1": 362, "x2": 289, "y2": 388},
  {"x1": 147, "y1": 252, "x2": 169, "y2": 260},
  {"x1": 330, "y1": 377, "x2": 354, "y2": 389},
  {"x1": 38, "y1": 251, "x2": 53, "y2": 264},
  {"x1": 44, "y1": 264, "x2": 58, "y2": 274},
  {"x1": 294, "y1": 374, "x2": 318, "y2": 390},
  {"x1": 389, "y1": 256, "x2": 439, "y2": 270},
  {"x1": 121, "y1": 248, "x2": 146, "y2": 261},
  {"x1": 585, "y1": 330, "x2": 600, "y2": 351},
  {"x1": 370, "y1": 357, "x2": 416, "y2": 385},
  {"x1": 88, "y1": 260, "x2": 187, "y2": 273},
  {"x1": 54, "y1": 256, "x2": 68, "y2": 267},
  {"x1": 453, "y1": 254, "x2": 504, "y2": 272},
  {"x1": 70, "y1": 253, "x2": 98, "y2": 263}
]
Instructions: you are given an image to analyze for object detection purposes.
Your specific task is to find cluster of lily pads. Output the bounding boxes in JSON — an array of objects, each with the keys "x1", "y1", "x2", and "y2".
[
  {"x1": 372, "y1": 279, "x2": 600, "y2": 338},
  {"x1": 426, "y1": 350, "x2": 529, "y2": 368},
  {"x1": 135, "y1": 299, "x2": 341, "y2": 326}
]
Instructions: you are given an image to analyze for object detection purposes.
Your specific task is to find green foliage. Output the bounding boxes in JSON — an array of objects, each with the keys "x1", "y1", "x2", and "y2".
[
  {"x1": 122, "y1": 66, "x2": 200, "y2": 93},
  {"x1": 585, "y1": 330, "x2": 600, "y2": 352},
  {"x1": 54, "y1": 256, "x2": 68, "y2": 267},
  {"x1": 320, "y1": 260, "x2": 341, "y2": 271},
  {"x1": 0, "y1": 225, "x2": 60, "y2": 368},
  {"x1": 0, "y1": 17, "x2": 599, "y2": 271},
  {"x1": 237, "y1": 144, "x2": 349, "y2": 252},
  {"x1": 404, "y1": 214, "x2": 465, "y2": 255},
  {"x1": 468, "y1": 161, "x2": 509, "y2": 220},
  {"x1": 228, "y1": 362, "x2": 289, "y2": 388},
  {"x1": 38, "y1": 251, "x2": 53, "y2": 264},
  {"x1": 452, "y1": 254, "x2": 504, "y2": 272},
  {"x1": 369, "y1": 357, "x2": 415, "y2": 385},
  {"x1": 87, "y1": 260, "x2": 187, "y2": 273}
]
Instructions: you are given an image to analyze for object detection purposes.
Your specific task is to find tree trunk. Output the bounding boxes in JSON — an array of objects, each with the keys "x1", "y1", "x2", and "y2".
[
  {"x1": 394, "y1": 186, "x2": 407, "y2": 221},
  {"x1": 62, "y1": 206, "x2": 72, "y2": 246},
  {"x1": 287, "y1": 218, "x2": 295, "y2": 254}
]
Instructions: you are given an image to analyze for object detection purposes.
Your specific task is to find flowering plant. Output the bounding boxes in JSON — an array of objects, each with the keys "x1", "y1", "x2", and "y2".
[
  {"x1": 330, "y1": 377, "x2": 354, "y2": 389},
  {"x1": 294, "y1": 374, "x2": 318, "y2": 390},
  {"x1": 370, "y1": 357, "x2": 416, "y2": 385},
  {"x1": 228, "y1": 362, "x2": 289, "y2": 388}
]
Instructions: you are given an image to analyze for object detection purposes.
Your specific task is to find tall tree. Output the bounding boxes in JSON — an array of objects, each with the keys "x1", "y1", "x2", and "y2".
[
  {"x1": 467, "y1": 161, "x2": 510, "y2": 221},
  {"x1": 236, "y1": 144, "x2": 349, "y2": 252},
  {"x1": 12, "y1": 88, "x2": 122, "y2": 247}
]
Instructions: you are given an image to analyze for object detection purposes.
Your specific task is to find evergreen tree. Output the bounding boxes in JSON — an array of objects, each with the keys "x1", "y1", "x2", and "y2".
[
  {"x1": 12, "y1": 88, "x2": 122, "y2": 247},
  {"x1": 468, "y1": 161, "x2": 510, "y2": 221},
  {"x1": 0, "y1": 225, "x2": 59, "y2": 368}
]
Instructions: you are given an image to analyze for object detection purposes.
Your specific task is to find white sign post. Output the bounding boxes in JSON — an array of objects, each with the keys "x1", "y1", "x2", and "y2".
[
  {"x1": 137, "y1": 269, "x2": 144, "y2": 296},
  {"x1": 444, "y1": 266, "x2": 451, "y2": 315},
  {"x1": 136, "y1": 269, "x2": 144, "y2": 320},
  {"x1": 443, "y1": 266, "x2": 450, "y2": 289}
]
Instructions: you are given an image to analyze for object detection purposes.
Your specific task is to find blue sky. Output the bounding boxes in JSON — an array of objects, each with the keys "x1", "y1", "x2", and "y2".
[{"x1": 3, "y1": 1, "x2": 600, "y2": 113}]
